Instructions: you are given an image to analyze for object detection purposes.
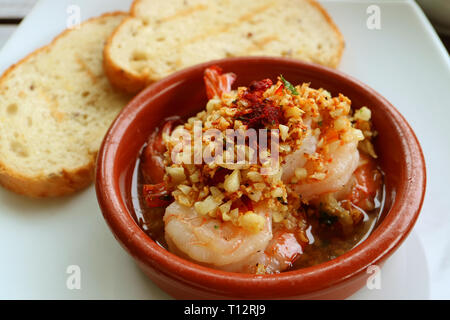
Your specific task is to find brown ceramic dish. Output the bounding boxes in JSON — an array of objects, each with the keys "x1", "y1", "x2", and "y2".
[{"x1": 95, "y1": 57, "x2": 426, "y2": 299}]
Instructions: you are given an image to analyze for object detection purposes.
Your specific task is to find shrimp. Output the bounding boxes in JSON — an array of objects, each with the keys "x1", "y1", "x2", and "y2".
[
  {"x1": 335, "y1": 154, "x2": 382, "y2": 211},
  {"x1": 141, "y1": 117, "x2": 180, "y2": 184},
  {"x1": 204, "y1": 66, "x2": 237, "y2": 100},
  {"x1": 164, "y1": 201, "x2": 272, "y2": 266},
  {"x1": 164, "y1": 201, "x2": 304, "y2": 273},
  {"x1": 142, "y1": 66, "x2": 234, "y2": 182},
  {"x1": 282, "y1": 139, "x2": 360, "y2": 202},
  {"x1": 221, "y1": 227, "x2": 303, "y2": 274},
  {"x1": 281, "y1": 129, "x2": 319, "y2": 181}
]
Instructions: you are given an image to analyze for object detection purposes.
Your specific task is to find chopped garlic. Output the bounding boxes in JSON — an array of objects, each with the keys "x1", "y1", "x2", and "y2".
[
  {"x1": 206, "y1": 98, "x2": 222, "y2": 112},
  {"x1": 194, "y1": 196, "x2": 219, "y2": 216},
  {"x1": 247, "y1": 171, "x2": 263, "y2": 182},
  {"x1": 210, "y1": 186, "x2": 225, "y2": 202},
  {"x1": 354, "y1": 106, "x2": 371, "y2": 121},
  {"x1": 353, "y1": 128, "x2": 365, "y2": 141},
  {"x1": 177, "y1": 184, "x2": 191, "y2": 195},
  {"x1": 219, "y1": 200, "x2": 232, "y2": 215},
  {"x1": 190, "y1": 171, "x2": 200, "y2": 183},
  {"x1": 273, "y1": 211, "x2": 285, "y2": 223},
  {"x1": 224, "y1": 169, "x2": 240, "y2": 193},
  {"x1": 279, "y1": 124, "x2": 289, "y2": 141},
  {"x1": 166, "y1": 166, "x2": 186, "y2": 183},
  {"x1": 238, "y1": 212, "x2": 265, "y2": 233},
  {"x1": 271, "y1": 187, "x2": 284, "y2": 198},
  {"x1": 334, "y1": 117, "x2": 349, "y2": 131},
  {"x1": 284, "y1": 106, "x2": 302, "y2": 119},
  {"x1": 248, "y1": 190, "x2": 262, "y2": 202}
]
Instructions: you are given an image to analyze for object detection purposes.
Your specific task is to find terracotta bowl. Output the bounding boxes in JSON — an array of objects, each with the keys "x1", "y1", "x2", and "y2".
[{"x1": 96, "y1": 57, "x2": 426, "y2": 299}]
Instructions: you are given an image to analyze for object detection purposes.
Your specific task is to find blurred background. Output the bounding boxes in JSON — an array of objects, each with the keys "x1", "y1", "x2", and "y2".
[{"x1": 0, "y1": 0, "x2": 449, "y2": 53}]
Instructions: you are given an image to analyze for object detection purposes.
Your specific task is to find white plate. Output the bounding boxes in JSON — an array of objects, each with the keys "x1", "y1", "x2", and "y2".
[{"x1": 0, "y1": 0, "x2": 449, "y2": 299}]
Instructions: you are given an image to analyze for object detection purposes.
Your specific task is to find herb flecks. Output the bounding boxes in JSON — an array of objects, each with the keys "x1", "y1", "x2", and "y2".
[{"x1": 280, "y1": 75, "x2": 299, "y2": 95}]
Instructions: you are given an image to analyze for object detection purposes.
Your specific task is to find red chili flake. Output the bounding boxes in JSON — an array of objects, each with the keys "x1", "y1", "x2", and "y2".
[
  {"x1": 242, "y1": 79, "x2": 273, "y2": 104},
  {"x1": 249, "y1": 79, "x2": 273, "y2": 92},
  {"x1": 235, "y1": 78, "x2": 283, "y2": 128},
  {"x1": 237, "y1": 101, "x2": 282, "y2": 129},
  {"x1": 274, "y1": 83, "x2": 284, "y2": 96},
  {"x1": 235, "y1": 78, "x2": 284, "y2": 128}
]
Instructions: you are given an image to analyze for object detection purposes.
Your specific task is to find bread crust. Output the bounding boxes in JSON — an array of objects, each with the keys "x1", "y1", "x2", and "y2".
[
  {"x1": 0, "y1": 11, "x2": 127, "y2": 198},
  {"x1": 104, "y1": 0, "x2": 345, "y2": 94},
  {"x1": 0, "y1": 158, "x2": 94, "y2": 198},
  {"x1": 103, "y1": 15, "x2": 152, "y2": 93},
  {"x1": 305, "y1": 0, "x2": 345, "y2": 68}
]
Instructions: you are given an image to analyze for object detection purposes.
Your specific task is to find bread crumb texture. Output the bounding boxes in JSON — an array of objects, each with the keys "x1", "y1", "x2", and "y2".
[
  {"x1": 105, "y1": 0, "x2": 344, "y2": 93},
  {"x1": 0, "y1": 12, "x2": 131, "y2": 197}
]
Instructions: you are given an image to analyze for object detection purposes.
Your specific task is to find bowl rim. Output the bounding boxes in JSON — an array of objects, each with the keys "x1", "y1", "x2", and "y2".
[{"x1": 96, "y1": 57, "x2": 426, "y2": 297}]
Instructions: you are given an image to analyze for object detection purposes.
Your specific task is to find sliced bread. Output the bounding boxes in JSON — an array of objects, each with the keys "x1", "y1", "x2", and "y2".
[
  {"x1": 104, "y1": 0, "x2": 344, "y2": 93},
  {"x1": 0, "y1": 12, "x2": 131, "y2": 198}
]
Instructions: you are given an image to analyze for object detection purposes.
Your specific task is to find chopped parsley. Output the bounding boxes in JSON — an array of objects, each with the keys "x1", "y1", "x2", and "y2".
[{"x1": 280, "y1": 75, "x2": 299, "y2": 95}]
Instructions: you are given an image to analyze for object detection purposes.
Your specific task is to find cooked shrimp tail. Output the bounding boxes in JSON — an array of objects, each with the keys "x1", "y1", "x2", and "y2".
[
  {"x1": 204, "y1": 66, "x2": 237, "y2": 100},
  {"x1": 221, "y1": 228, "x2": 304, "y2": 274},
  {"x1": 141, "y1": 116, "x2": 181, "y2": 183}
]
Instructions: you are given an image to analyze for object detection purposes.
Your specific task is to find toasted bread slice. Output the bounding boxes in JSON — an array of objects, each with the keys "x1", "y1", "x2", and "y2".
[
  {"x1": 0, "y1": 12, "x2": 131, "y2": 198},
  {"x1": 104, "y1": 0, "x2": 344, "y2": 93}
]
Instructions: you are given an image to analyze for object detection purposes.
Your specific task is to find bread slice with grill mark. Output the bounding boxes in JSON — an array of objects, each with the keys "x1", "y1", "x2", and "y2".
[
  {"x1": 0, "y1": 12, "x2": 131, "y2": 198},
  {"x1": 104, "y1": 0, "x2": 344, "y2": 93}
]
